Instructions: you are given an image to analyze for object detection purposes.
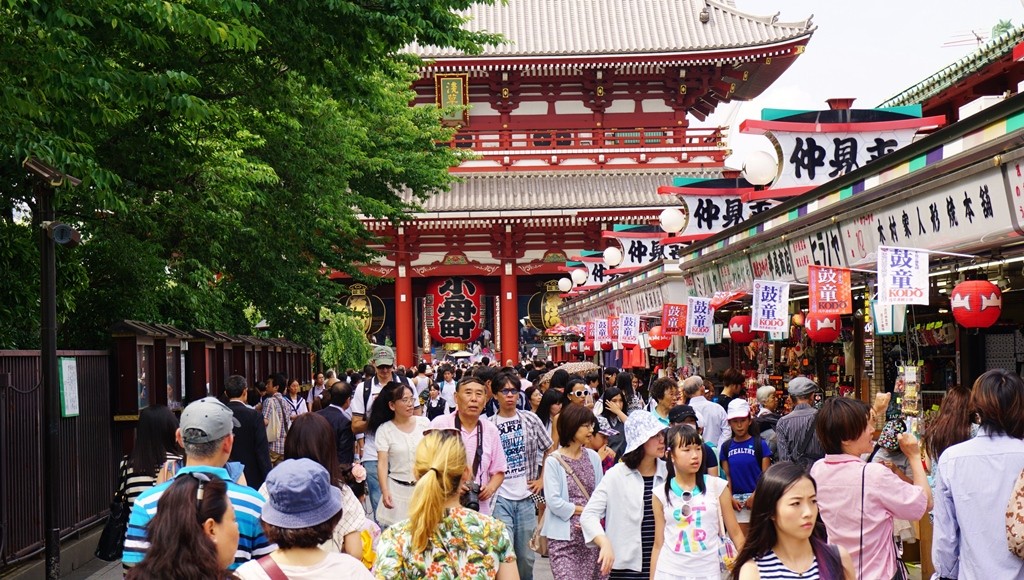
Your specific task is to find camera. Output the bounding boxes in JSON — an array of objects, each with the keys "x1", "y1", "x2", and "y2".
[{"x1": 461, "y1": 482, "x2": 481, "y2": 511}]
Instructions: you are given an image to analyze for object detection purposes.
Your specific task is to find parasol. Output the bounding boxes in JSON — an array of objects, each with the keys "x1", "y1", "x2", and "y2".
[{"x1": 539, "y1": 361, "x2": 600, "y2": 384}]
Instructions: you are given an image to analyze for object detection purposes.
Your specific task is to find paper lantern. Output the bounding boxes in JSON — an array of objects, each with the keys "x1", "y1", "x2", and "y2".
[
  {"x1": 603, "y1": 246, "x2": 623, "y2": 267},
  {"x1": 566, "y1": 341, "x2": 581, "y2": 355},
  {"x1": 659, "y1": 208, "x2": 687, "y2": 233},
  {"x1": 583, "y1": 339, "x2": 596, "y2": 357},
  {"x1": 951, "y1": 280, "x2": 1002, "y2": 328},
  {"x1": 557, "y1": 277, "x2": 573, "y2": 292},
  {"x1": 570, "y1": 268, "x2": 588, "y2": 286},
  {"x1": 427, "y1": 277, "x2": 483, "y2": 345},
  {"x1": 648, "y1": 325, "x2": 672, "y2": 351},
  {"x1": 600, "y1": 340, "x2": 613, "y2": 351},
  {"x1": 728, "y1": 315, "x2": 756, "y2": 343},
  {"x1": 805, "y1": 312, "x2": 841, "y2": 343}
]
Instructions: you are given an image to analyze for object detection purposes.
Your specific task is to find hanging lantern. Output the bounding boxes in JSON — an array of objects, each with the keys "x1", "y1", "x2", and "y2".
[
  {"x1": 624, "y1": 341, "x2": 637, "y2": 350},
  {"x1": 427, "y1": 277, "x2": 484, "y2": 348},
  {"x1": 648, "y1": 325, "x2": 672, "y2": 351},
  {"x1": 805, "y1": 312, "x2": 841, "y2": 343},
  {"x1": 583, "y1": 339, "x2": 596, "y2": 357},
  {"x1": 951, "y1": 280, "x2": 1002, "y2": 328},
  {"x1": 600, "y1": 340, "x2": 614, "y2": 351},
  {"x1": 566, "y1": 341, "x2": 581, "y2": 355},
  {"x1": 728, "y1": 315, "x2": 756, "y2": 343}
]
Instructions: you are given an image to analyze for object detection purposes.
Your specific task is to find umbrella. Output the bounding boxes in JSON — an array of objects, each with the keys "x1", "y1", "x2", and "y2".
[
  {"x1": 450, "y1": 350, "x2": 473, "y2": 358},
  {"x1": 539, "y1": 361, "x2": 600, "y2": 384}
]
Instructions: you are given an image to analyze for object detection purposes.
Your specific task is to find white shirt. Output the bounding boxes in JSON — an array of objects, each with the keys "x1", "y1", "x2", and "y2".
[
  {"x1": 235, "y1": 551, "x2": 373, "y2": 580},
  {"x1": 688, "y1": 395, "x2": 731, "y2": 449},
  {"x1": 439, "y1": 379, "x2": 457, "y2": 412},
  {"x1": 376, "y1": 417, "x2": 430, "y2": 481},
  {"x1": 351, "y1": 377, "x2": 419, "y2": 461}
]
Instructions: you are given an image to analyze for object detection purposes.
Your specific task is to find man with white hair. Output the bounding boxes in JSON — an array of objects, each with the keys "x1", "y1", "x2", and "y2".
[{"x1": 681, "y1": 374, "x2": 730, "y2": 449}]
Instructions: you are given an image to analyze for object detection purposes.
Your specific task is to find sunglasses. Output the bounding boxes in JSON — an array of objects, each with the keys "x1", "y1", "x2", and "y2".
[
  {"x1": 571, "y1": 389, "x2": 588, "y2": 398},
  {"x1": 499, "y1": 388, "x2": 520, "y2": 396},
  {"x1": 377, "y1": 364, "x2": 393, "y2": 370},
  {"x1": 188, "y1": 471, "x2": 212, "y2": 515},
  {"x1": 679, "y1": 490, "x2": 693, "y2": 518}
]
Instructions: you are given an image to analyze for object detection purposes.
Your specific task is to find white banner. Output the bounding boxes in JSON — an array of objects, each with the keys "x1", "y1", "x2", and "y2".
[
  {"x1": 707, "y1": 323, "x2": 724, "y2": 345},
  {"x1": 595, "y1": 318, "x2": 610, "y2": 342},
  {"x1": 870, "y1": 301, "x2": 906, "y2": 335},
  {"x1": 877, "y1": 246, "x2": 929, "y2": 305},
  {"x1": 685, "y1": 297, "x2": 714, "y2": 340},
  {"x1": 618, "y1": 313, "x2": 640, "y2": 346},
  {"x1": 751, "y1": 280, "x2": 790, "y2": 332}
]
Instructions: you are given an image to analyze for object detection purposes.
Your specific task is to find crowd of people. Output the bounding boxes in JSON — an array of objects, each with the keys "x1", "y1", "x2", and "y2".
[{"x1": 111, "y1": 343, "x2": 1024, "y2": 579}]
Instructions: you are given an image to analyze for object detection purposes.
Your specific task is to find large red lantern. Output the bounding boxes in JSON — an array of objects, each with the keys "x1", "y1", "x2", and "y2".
[
  {"x1": 951, "y1": 280, "x2": 1002, "y2": 328},
  {"x1": 426, "y1": 277, "x2": 484, "y2": 346},
  {"x1": 600, "y1": 340, "x2": 613, "y2": 351},
  {"x1": 583, "y1": 339, "x2": 596, "y2": 357},
  {"x1": 805, "y1": 312, "x2": 841, "y2": 343},
  {"x1": 728, "y1": 315, "x2": 756, "y2": 343},
  {"x1": 566, "y1": 341, "x2": 581, "y2": 355},
  {"x1": 648, "y1": 325, "x2": 672, "y2": 351}
]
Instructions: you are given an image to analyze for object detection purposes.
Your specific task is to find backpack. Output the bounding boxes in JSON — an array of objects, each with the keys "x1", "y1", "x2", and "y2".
[{"x1": 721, "y1": 433, "x2": 764, "y2": 469}]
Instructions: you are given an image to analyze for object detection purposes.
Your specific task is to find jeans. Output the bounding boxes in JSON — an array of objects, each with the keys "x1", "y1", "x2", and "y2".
[
  {"x1": 363, "y1": 460, "x2": 381, "y2": 520},
  {"x1": 493, "y1": 495, "x2": 537, "y2": 580}
]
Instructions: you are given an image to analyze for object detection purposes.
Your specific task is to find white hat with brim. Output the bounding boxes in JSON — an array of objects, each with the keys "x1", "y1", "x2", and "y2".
[{"x1": 623, "y1": 410, "x2": 666, "y2": 455}]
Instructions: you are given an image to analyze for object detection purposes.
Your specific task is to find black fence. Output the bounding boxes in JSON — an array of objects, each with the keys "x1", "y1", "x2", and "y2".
[{"x1": 0, "y1": 350, "x2": 114, "y2": 568}]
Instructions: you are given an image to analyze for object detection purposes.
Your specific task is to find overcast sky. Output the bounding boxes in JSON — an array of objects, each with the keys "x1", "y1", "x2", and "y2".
[{"x1": 710, "y1": 0, "x2": 1024, "y2": 166}]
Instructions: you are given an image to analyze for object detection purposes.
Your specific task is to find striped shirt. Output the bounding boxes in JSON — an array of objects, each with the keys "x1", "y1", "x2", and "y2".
[
  {"x1": 122, "y1": 465, "x2": 273, "y2": 570},
  {"x1": 119, "y1": 453, "x2": 182, "y2": 508},
  {"x1": 755, "y1": 552, "x2": 820, "y2": 579}
]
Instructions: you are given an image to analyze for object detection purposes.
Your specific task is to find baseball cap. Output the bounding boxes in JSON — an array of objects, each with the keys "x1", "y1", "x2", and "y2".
[
  {"x1": 668, "y1": 404, "x2": 699, "y2": 425},
  {"x1": 595, "y1": 415, "x2": 618, "y2": 437},
  {"x1": 787, "y1": 376, "x2": 819, "y2": 397},
  {"x1": 726, "y1": 398, "x2": 752, "y2": 421},
  {"x1": 372, "y1": 345, "x2": 395, "y2": 367},
  {"x1": 179, "y1": 397, "x2": 240, "y2": 444},
  {"x1": 261, "y1": 458, "x2": 343, "y2": 529}
]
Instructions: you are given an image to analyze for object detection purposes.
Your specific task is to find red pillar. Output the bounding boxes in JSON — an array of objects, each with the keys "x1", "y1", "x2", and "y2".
[
  {"x1": 500, "y1": 260, "x2": 519, "y2": 365},
  {"x1": 395, "y1": 262, "x2": 414, "y2": 368}
]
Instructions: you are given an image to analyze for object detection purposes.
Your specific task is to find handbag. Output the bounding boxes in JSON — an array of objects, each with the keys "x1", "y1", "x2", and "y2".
[
  {"x1": 94, "y1": 460, "x2": 130, "y2": 561},
  {"x1": 860, "y1": 464, "x2": 909, "y2": 580},
  {"x1": 528, "y1": 510, "x2": 549, "y2": 556},
  {"x1": 1006, "y1": 467, "x2": 1024, "y2": 559},
  {"x1": 266, "y1": 397, "x2": 283, "y2": 443},
  {"x1": 718, "y1": 486, "x2": 738, "y2": 572}
]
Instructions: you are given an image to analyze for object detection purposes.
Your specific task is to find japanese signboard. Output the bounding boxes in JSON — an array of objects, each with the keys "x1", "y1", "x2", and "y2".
[
  {"x1": 749, "y1": 241, "x2": 798, "y2": 283},
  {"x1": 1001, "y1": 159, "x2": 1024, "y2": 235},
  {"x1": 577, "y1": 259, "x2": 621, "y2": 289},
  {"x1": 751, "y1": 280, "x2": 790, "y2": 332},
  {"x1": 426, "y1": 277, "x2": 483, "y2": 343},
  {"x1": 595, "y1": 318, "x2": 610, "y2": 342},
  {"x1": 706, "y1": 323, "x2": 724, "y2": 345},
  {"x1": 807, "y1": 265, "x2": 852, "y2": 315},
  {"x1": 839, "y1": 167, "x2": 1014, "y2": 267},
  {"x1": 773, "y1": 130, "x2": 918, "y2": 189},
  {"x1": 685, "y1": 297, "x2": 714, "y2": 340},
  {"x1": 610, "y1": 235, "x2": 686, "y2": 269},
  {"x1": 877, "y1": 246, "x2": 929, "y2": 305},
  {"x1": 662, "y1": 303, "x2": 687, "y2": 335},
  {"x1": 717, "y1": 254, "x2": 754, "y2": 292},
  {"x1": 683, "y1": 267, "x2": 721, "y2": 298},
  {"x1": 871, "y1": 301, "x2": 907, "y2": 335},
  {"x1": 675, "y1": 195, "x2": 779, "y2": 238},
  {"x1": 790, "y1": 226, "x2": 847, "y2": 281},
  {"x1": 615, "y1": 285, "x2": 665, "y2": 316},
  {"x1": 585, "y1": 320, "x2": 595, "y2": 340},
  {"x1": 434, "y1": 73, "x2": 469, "y2": 124},
  {"x1": 618, "y1": 314, "x2": 640, "y2": 347}
]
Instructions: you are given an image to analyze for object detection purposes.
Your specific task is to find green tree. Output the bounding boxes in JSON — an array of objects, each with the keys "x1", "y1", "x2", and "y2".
[{"x1": 320, "y1": 309, "x2": 373, "y2": 373}]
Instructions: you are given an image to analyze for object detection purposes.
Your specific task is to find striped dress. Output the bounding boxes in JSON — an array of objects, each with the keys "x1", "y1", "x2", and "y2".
[
  {"x1": 755, "y1": 551, "x2": 820, "y2": 579},
  {"x1": 118, "y1": 453, "x2": 182, "y2": 508}
]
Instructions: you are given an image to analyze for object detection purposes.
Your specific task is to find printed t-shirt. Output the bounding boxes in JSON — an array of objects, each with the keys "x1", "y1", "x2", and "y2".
[
  {"x1": 652, "y1": 475, "x2": 728, "y2": 577},
  {"x1": 720, "y1": 436, "x2": 772, "y2": 494},
  {"x1": 494, "y1": 414, "x2": 530, "y2": 501}
]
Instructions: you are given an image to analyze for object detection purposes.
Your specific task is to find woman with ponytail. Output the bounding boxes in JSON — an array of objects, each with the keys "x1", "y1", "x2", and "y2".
[{"x1": 373, "y1": 430, "x2": 518, "y2": 579}]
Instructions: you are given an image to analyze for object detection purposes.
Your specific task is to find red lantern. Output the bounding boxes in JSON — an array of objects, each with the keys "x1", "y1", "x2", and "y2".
[
  {"x1": 648, "y1": 325, "x2": 672, "y2": 351},
  {"x1": 600, "y1": 340, "x2": 613, "y2": 351},
  {"x1": 951, "y1": 280, "x2": 1002, "y2": 328},
  {"x1": 624, "y1": 342, "x2": 637, "y2": 350},
  {"x1": 805, "y1": 312, "x2": 841, "y2": 343},
  {"x1": 728, "y1": 315, "x2": 756, "y2": 343},
  {"x1": 566, "y1": 341, "x2": 581, "y2": 354},
  {"x1": 426, "y1": 277, "x2": 483, "y2": 345},
  {"x1": 583, "y1": 339, "x2": 596, "y2": 357}
]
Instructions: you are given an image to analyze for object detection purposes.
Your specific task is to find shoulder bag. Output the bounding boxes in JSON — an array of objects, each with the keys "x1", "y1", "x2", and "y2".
[
  {"x1": 94, "y1": 459, "x2": 130, "y2": 561},
  {"x1": 266, "y1": 397, "x2": 283, "y2": 443},
  {"x1": 1006, "y1": 467, "x2": 1024, "y2": 558},
  {"x1": 718, "y1": 484, "x2": 738, "y2": 572},
  {"x1": 860, "y1": 464, "x2": 909, "y2": 580},
  {"x1": 257, "y1": 554, "x2": 289, "y2": 579}
]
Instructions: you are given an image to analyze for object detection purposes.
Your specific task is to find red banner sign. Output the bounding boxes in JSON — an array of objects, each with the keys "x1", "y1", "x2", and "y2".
[
  {"x1": 808, "y1": 265, "x2": 852, "y2": 315},
  {"x1": 661, "y1": 303, "x2": 687, "y2": 335}
]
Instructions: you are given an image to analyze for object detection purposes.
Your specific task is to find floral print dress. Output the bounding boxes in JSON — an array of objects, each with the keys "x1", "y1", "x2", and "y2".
[{"x1": 373, "y1": 506, "x2": 515, "y2": 579}]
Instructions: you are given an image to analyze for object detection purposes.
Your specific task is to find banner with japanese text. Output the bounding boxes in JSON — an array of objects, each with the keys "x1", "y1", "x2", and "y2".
[
  {"x1": 608, "y1": 315, "x2": 620, "y2": 341},
  {"x1": 706, "y1": 323, "x2": 724, "y2": 345},
  {"x1": 871, "y1": 301, "x2": 907, "y2": 335},
  {"x1": 618, "y1": 314, "x2": 640, "y2": 347},
  {"x1": 685, "y1": 297, "x2": 714, "y2": 340},
  {"x1": 585, "y1": 320, "x2": 595, "y2": 340},
  {"x1": 808, "y1": 265, "x2": 852, "y2": 315},
  {"x1": 595, "y1": 318, "x2": 610, "y2": 342},
  {"x1": 662, "y1": 303, "x2": 687, "y2": 335},
  {"x1": 877, "y1": 246, "x2": 929, "y2": 305},
  {"x1": 751, "y1": 280, "x2": 790, "y2": 332}
]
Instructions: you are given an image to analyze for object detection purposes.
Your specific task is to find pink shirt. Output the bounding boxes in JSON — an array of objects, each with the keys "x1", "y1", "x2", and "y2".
[
  {"x1": 428, "y1": 412, "x2": 507, "y2": 515},
  {"x1": 810, "y1": 454, "x2": 927, "y2": 578}
]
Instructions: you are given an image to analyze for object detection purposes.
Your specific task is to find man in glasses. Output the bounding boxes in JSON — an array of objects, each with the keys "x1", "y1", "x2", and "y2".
[
  {"x1": 123, "y1": 397, "x2": 273, "y2": 571},
  {"x1": 429, "y1": 376, "x2": 506, "y2": 515},
  {"x1": 487, "y1": 371, "x2": 551, "y2": 580},
  {"x1": 352, "y1": 345, "x2": 420, "y2": 517}
]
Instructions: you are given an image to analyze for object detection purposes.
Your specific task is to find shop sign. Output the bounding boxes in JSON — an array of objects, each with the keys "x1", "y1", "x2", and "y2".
[
  {"x1": 595, "y1": 318, "x2": 610, "y2": 342},
  {"x1": 676, "y1": 195, "x2": 778, "y2": 238},
  {"x1": 749, "y1": 241, "x2": 798, "y2": 283},
  {"x1": 774, "y1": 130, "x2": 918, "y2": 189},
  {"x1": 706, "y1": 323, "x2": 724, "y2": 345},
  {"x1": 717, "y1": 254, "x2": 754, "y2": 292},
  {"x1": 871, "y1": 301, "x2": 907, "y2": 335},
  {"x1": 877, "y1": 246, "x2": 929, "y2": 305},
  {"x1": 808, "y1": 265, "x2": 852, "y2": 315},
  {"x1": 839, "y1": 167, "x2": 1013, "y2": 267},
  {"x1": 1002, "y1": 160, "x2": 1024, "y2": 234},
  {"x1": 751, "y1": 280, "x2": 790, "y2": 332},
  {"x1": 579, "y1": 260, "x2": 621, "y2": 288},
  {"x1": 618, "y1": 314, "x2": 640, "y2": 347},
  {"x1": 662, "y1": 303, "x2": 687, "y2": 335},
  {"x1": 585, "y1": 321, "x2": 595, "y2": 340},
  {"x1": 617, "y1": 285, "x2": 664, "y2": 316},
  {"x1": 789, "y1": 226, "x2": 847, "y2": 281},
  {"x1": 683, "y1": 267, "x2": 720, "y2": 298},
  {"x1": 685, "y1": 297, "x2": 714, "y2": 340},
  {"x1": 613, "y1": 235, "x2": 685, "y2": 268}
]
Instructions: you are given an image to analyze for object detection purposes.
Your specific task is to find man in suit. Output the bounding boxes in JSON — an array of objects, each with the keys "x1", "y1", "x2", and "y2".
[
  {"x1": 225, "y1": 374, "x2": 272, "y2": 490},
  {"x1": 317, "y1": 381, "x2": 356, "y2": 465}
]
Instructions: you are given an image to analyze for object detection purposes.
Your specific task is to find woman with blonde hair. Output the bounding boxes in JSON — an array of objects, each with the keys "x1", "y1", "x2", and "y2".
[{"x1": 373, "y1": 430, "x2": 518, "y2": 579}]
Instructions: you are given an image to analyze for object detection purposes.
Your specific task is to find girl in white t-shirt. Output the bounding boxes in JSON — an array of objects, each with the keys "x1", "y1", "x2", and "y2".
[{"x1": 651, "y1": 424, "x2": 745, "y2": 580}]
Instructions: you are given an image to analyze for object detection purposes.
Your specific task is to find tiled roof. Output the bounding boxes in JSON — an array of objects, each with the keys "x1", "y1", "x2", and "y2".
[
  {"x1": 405, "y1": 170, "x2": 718, "y2": 213},
  {"x1": 879, "y1": 25, "x2": 1024, "y2": 108},
  {"x1": 409, "y1": 0, "x2": 814, "y2": 59}
]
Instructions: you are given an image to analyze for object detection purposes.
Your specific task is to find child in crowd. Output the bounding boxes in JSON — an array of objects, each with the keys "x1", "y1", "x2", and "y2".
[{"x1": 720, "y1": 399, "x2": 772, "y2": 535}]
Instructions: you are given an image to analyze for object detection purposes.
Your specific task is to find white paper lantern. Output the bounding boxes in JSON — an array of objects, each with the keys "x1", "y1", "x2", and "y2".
[
  {"x1": 603, "y1": 245, "x2": 623, "y2": 267},
  {"x1": 659, "y1": 207, "x2": 686, "y2": 233},
  {"x1": 557, "y1": 277, "x2": 573, "y2": 292},
  {"x1": 742, "y1": 150, "x2": 779, "y2": 186},
  {"x1": 570, "y1": 268, "x2": 588, "y2": 286}
]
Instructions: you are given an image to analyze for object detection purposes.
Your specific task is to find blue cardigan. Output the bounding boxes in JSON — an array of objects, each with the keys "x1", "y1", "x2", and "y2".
[{"x1": 541, "y1": 448, "x2": 603, "y2": 541}]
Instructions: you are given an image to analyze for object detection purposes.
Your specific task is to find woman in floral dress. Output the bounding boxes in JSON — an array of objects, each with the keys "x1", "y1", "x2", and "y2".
[{"x1": 373, "y1": 430, "x2": 517, "y2": 579}]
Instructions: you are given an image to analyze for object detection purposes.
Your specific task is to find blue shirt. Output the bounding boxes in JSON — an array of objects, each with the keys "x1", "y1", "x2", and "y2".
[
  {"x1": 933, "y1": 428, "x2": 1024, "y2": 579},
  {"x1": 720, "y1": 436, "x2": 771, "y2": 494},
  {"x1": 123, "y1": 465, "x2": 273, "y2": 570}
]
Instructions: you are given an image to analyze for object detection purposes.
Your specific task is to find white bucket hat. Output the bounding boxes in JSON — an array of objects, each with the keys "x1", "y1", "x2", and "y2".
[{"x1": 623, "y1": 410, "x2": 666, "y2": 455}]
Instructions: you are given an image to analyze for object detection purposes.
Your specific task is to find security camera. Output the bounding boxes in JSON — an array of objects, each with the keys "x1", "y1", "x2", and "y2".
[{"x1": 44, "y1": 221, "x2": 81, "y2": 248}]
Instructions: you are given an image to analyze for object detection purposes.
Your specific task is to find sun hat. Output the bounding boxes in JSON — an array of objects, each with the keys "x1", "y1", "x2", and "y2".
[
  {"x1": 726, "y1": 398, "x2": 752, "y2": 421},
  {"x1": 261, "y1": 458, "x2": 343, "y2": 529},
  {"x1": 595, "y1": 415, "x2": 618, "y2": 437},
  {"x1": 179, "y1": 397, "x2": 240, "y2": 444},
  {"x1": 623, "y1": 410, "x2": 667, "y2": 455},
  {"x1": 787, "y1": 376, "x2": 819, "y2": 397},
  {"x1": 668, "y1": 404, "x2": 699, "y2": 426},
  {"x1": 372, "y1": 345, "x2": 396, "y2": 367}
]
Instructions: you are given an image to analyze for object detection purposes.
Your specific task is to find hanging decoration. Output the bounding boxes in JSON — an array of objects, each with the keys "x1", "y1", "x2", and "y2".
[
  {"x1": 426, "y1": 277, "x2": 484, "y2": 348},
  {"x1": 805, "y1": 312, "x2": 841, "y2": 343},
  {"x1": 727, "y1": 315, "x2": 756, "y2": 343},
  {"x1": 950, "y1": 280, "x2": 1002, "y2": 329},
  {"x1": 648, "y1": 326, "x2": 672, "y2": 351},
  {"x1": 583, "y1": 339, "x2": 596, "y2": 357}
]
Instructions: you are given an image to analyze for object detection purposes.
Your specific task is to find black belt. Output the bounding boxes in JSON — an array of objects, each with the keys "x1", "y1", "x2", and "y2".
[{"x1": 390, "y1": 477, "x2": 416, "y2": 487}]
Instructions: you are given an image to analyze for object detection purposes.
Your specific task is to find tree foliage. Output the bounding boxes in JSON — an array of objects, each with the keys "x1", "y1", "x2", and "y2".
[
  {"x1": 0, "y1": 0, "x2": 499, "y2": 350},
  {"x1": 320, "y1": 309, "x2": 374, "y2": 375}
]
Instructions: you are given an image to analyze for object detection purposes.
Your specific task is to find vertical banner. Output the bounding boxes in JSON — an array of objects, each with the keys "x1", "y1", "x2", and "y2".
[
  {"x1": 871, "y1": 300, "x2": 894, "y2": 335},
  {"x1": 595, "y1": 318, "x2": 610, "y2": 342},
  {"x1": 751, "y1": 280, "x2": 790, "y2": 332},
  {"x1": 807, "y1": 265, "x2": 853, "y2": 314},
  {"x1": 661, "y1": 303, "x2": 687, "y2": 335},
  {"x1": 585, "y1": 320, "x2": 596, "y2": 340},
  {"x1": 608, "y1": 315, "x2": 620, "y2": 342},
  {"x1": 619, "y1": 314, "x2": 640, "y2": 347},
  {"x1": 685, "y1": 297, "x2": 714, "y2": 340},
  {"x1": 877, "y1": 246, "x2": 929, "y2": 305},
  {"x1": 707, "y1": 323, "x2": 724, "y2": 345}
]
